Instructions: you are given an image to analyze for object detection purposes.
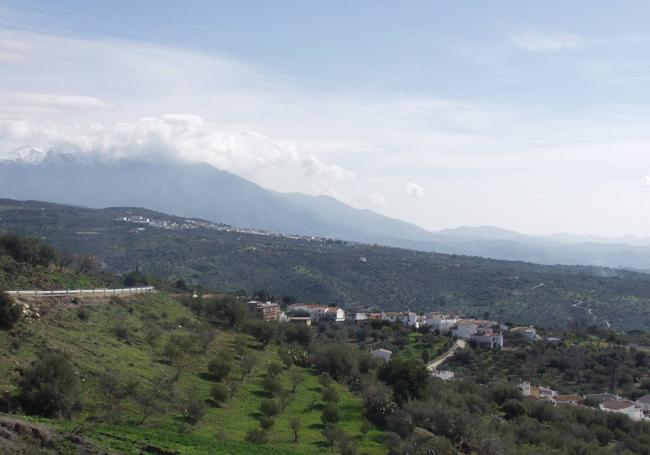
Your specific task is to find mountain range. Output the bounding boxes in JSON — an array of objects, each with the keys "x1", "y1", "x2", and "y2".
[{"x1": 1, "y1": 147, "x2": 650, "y2": 270}]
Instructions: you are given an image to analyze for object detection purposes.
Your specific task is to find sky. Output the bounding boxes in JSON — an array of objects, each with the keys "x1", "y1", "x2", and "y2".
[{"x1": 1, "y1": 1, "x2": 650, "y2": 236}]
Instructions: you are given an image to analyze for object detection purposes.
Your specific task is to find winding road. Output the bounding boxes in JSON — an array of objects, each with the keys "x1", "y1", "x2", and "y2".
[{"x1": 426, "y1": 339, "x2": 467, "y2": 371}]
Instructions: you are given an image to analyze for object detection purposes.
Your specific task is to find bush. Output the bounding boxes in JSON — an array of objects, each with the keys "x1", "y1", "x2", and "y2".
[
  {"x1": 208, "y1": 354, "x2": 233, "y2": 381},
  {"x1": 323, "y1": 385, "x2": 340, "y2": 403},
  {"x1": 321, "y1": 403, "x2": 341, "y2": 424},
  {"x1": 260, "y1": 415, "x2": 275, "y2": 430},
  {"x1": 260, "y1": 398, "x2": 281, "y2": 417},
  {"x1": 501, "y1": 399, "x2": 526, "y2": 419},
  {"x1": 267, "y1": 361, "x2": 283, "y2": 377},
  {"x1": 245, "y1": 428, "x2": 269, "y2": 444},
  {"x1": 0, "y1": 292, "x2": 21, "y2": 330},
  {"x1": 178, "y1": 393, "x2": 205, "y2": 424},
  {"x1": 210, "y1": 383, "x2": 229, "y2": 406},
  {"x1": 18, "y1": 351, "x2": 81, "y2": 418}
]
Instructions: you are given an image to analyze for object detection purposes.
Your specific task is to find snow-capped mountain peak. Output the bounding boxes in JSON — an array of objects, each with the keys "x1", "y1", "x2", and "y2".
[{"x1": 0, "y1": 146, "x2": 50, "y2": 163}]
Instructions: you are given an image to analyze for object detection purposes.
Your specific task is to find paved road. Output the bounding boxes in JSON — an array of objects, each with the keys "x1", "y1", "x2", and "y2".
[
  {"x1": 6, "y1": 286, "x2": 155, "y2": 297},
  {"x1": 426, "y1": 339, "x2": 466, "y2": 371}
]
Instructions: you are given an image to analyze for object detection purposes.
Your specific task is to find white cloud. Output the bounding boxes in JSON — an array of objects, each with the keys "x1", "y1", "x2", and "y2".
[
  {"x1": 643, "y1": 176, "x2": 650, "y2": 187},
  {"x1": 509, "y1": 28, "x2": 584, "y2": 52},
  {"x1": 368, "y1": 193, "x2": 386, "y2": 207},
  {"x1": 0, "y1": 114, "x2": 354, "y2": 194},
  {"x1": 405, "y1": 182, "x2": 424, "y2": 198},
  {"x1": 2, "y1": 27, "x2": 650, "y2": 235}
]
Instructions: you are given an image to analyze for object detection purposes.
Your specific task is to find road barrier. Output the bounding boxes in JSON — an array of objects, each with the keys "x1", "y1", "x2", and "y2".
[{"x1": 6, "y1": 286, "x2": 155, "y2": 296}]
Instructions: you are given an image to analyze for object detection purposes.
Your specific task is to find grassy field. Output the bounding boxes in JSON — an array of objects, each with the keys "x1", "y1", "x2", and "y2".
[{"x1": 0, "y1": 292, "x2": 385, "y2": 454}]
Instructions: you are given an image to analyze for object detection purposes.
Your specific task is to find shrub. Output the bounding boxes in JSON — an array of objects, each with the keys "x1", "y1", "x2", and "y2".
[
  {"x1": 267, "y1": 361, "x2": 283, "y2": 377},
  {"x1": 178, "y1": 394, "x2": 205, "y2": 424},
  {"x1": 501, "y1": 399, "x2": 526, "y2": 419},
  {"x1": 210, "y1": 383, "x2": 229, "y2": 406},
  {"x1": 0, "y1": 292, "x2": 21, "y2": 330},
  {"x1": 208, "y1": 354, "x2": 233, "y2": 381},
  {"x1": 245, "y1": 428, "x2": 269, "y2": 444},
  {"x1": 323, "y1": 385, "x2": 340, "y2": 403},
  {"x1": 260, "y1": 398, "x2": 281, "y2": 417},
  {"x1": 321, "y1": 403, "x2": 341, "y2": 424},
  {"x1": 260, "y1": 415, "x2": 275, "y2": 430},
  {"x1": 18, "y1": 350, "x2": 81, "y2": 418}
]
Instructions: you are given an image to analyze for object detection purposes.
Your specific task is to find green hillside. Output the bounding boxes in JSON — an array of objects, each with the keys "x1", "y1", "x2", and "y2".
[
  {"x1": 1, "y1": 199, "x2": 650, "y2": 330},
  {"x1": 0, "y1": 291, "x2": 384, "y2": 454},
  {"x1": 1, "y1": 235, "x2": 649, "y2": 455}
]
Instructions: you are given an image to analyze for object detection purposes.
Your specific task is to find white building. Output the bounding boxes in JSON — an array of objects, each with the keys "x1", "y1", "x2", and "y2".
[
  {"x1": 470, "y1": 333, "x2": 504, "y2": 349},
  {"x1": 370, "y1": 348, "x2": 392, "y2": 362},
  {"x1": 600, "y1": 400, "x2": 644, "y2": 422},
  {"x1": 287, "y1": 304, "x2": 345, "y2": 322},
  {"x1": 452, "y1": 322, "x2": 478, "y2": 339}
]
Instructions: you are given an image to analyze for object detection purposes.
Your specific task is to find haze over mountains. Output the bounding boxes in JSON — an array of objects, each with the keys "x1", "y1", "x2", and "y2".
[{"x1": 1, "y1": 147, "x2": 650, "y2": 270}]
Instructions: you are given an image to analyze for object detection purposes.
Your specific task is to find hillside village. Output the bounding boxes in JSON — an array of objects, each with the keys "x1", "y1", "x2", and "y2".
[{"x1": 244, "y1": 298, "x2": 650, "y2": 424}]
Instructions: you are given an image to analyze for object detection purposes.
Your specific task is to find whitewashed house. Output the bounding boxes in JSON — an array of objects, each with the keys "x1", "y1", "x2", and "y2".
[
  {"x1": 370, "y1": 348, "x2": 393, "y2": 362},
  {"x1": 600, "y1": 400, "x2": 644, "y2": 422}
]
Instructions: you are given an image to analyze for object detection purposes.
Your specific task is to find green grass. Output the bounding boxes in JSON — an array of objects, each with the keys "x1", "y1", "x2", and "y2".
[{"x1": 0, "y1": 292, "x2": 386, "y2": 454}]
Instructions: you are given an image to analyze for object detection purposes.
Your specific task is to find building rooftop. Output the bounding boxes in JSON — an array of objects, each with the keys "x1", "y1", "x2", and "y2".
[{"x1": 601, "y1": 400, "x2": 637, "y2": 411}]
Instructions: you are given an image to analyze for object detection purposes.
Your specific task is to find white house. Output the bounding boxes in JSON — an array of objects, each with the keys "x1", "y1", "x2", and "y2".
[
  {"x1": 452, "y1": 322, "x2": 478, "y2": 339},
  {"x1": 470, "y1": 333, "x2": 504, "y2": 349},
  {"x1": 432, "y1": 370, "x2": 455, "y2": 381},
  {"x1": 287, "y1": 304, "x2": 345, "y2": 322},
  {"x1": 370, "y1": 348, "x2": 392, "y2": 362},
  {"x1": 600, "y1": 400, "x2": 644, "y2": 422}
]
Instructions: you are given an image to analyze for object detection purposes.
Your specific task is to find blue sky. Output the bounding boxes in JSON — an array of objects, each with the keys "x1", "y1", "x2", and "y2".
[{"x1": 2, "y1": 1, "x2": 650, "y2": 236}]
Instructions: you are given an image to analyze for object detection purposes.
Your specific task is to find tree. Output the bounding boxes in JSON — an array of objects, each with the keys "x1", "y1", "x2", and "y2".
[
  {"x1": 323, "y1": 385, "x2": 340, "y2": 404},
  {"x1": 0, "y1": 291, "x2": 21, "y2": 330},
  {"x1": 198, "y1": 326, "x2": 217, "y2": 354},
  {"x1": 288, "y1": 367, "x2": 304, "y2": 393},
  {"x1": 210, "y1": 383, "x2": 229, "y2": 407},
  {"x1": 361, "y1": 380, "x2": 396, "y2": 425},
  {"x1": 175, "y1": 279, "x2": 188, "y2": 290},
  {"x1": 321, "y1": 403, "x2": 341, "y2": 424},
  {"x1": 322, "y1": 424, "x2": 342, "y2": 453},
  {"x1": 208, "y1": 353, "x2": 233, "y2": 382},
  {"x1": 240, "y1": 351, "x2": 258, "y2": 380},
  {"x1": 246, "y1": 320, "x2": 278, "y2": 347},
  {"x1": 262, "y1": 373, "x2": 281, "y2": 396},
  {"x1": 246, "y1": 428, "x2": 269, "y2": 444},
  {"x1": 260, "y1": 415, "x2": 275, "y2": 430},
  {"x1": 97, "y1": 370, "x2": 135, "y2": 423},
  {"x1": 76, "y1": 255, "x2": 102, "y2": 274},
  {"x1": 378, "y1": 358, "x2": 430, "y2": 402},
  {"x1": 135, "y1": 385, "x2": 165, "y2": 425},
  {"x1": 290, "y1": 416, "x2": 302, "y2": 442},
  {"x1": 18, "y1": 350, "x2": 81, "y2": 418},
  {"x1": 312, "y1": 342, "x2": 359, "y2": 381},
  {"x1": 176, "y1": 386, "x2": 205, "y2": 424},
  {"x1": 260, "y1": 398, "x2": 281, "y2": 417},
  {"x1": 267, "y1": 361, "x2": 283, "y2": 377},
  {"x1": 501, "y1": 399, "x2": 526, "y2": 420}
]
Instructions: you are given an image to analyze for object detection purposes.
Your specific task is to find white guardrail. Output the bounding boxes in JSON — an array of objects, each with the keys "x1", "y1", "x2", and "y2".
[{"x1": 6, "y1": 286, "x2": 155, "y2": 296}]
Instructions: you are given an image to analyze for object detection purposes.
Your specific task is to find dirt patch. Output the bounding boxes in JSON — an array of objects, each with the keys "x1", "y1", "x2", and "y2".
[{"x1": 0, "y1": 415, "x2": 108, "y2": 454}]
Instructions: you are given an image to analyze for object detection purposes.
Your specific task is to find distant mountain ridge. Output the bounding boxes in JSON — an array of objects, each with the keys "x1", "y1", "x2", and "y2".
[{"x1": 1, "y1": 147, "x2": 650, "y2": 270}]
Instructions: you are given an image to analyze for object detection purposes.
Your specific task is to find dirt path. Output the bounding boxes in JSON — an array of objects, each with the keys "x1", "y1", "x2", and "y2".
[{"x1": 426, "y1": 339, "x2": 466, "y2": 371}]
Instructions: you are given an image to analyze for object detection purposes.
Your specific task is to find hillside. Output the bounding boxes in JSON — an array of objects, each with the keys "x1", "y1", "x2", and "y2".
[
  {"x1": 1, "y1": 199, "x2": 650, "y2": 330},
  {"x1": 0, "y1": 294, "x2": 384, "y2": 455},
  {"x1": 3, "y1": 151, "x2": 650, "y2": 270}
]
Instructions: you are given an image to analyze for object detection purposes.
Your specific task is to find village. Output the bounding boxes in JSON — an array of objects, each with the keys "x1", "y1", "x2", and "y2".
[{"x1": 246, "y1": 299, "x2": 650, "y2": 423}]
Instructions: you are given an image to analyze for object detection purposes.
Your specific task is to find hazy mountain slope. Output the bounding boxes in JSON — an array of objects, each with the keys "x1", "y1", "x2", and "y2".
[
  {"x1": 1, "y1": 198, "x2": 650, "y2": 330},
  {"x1": 1, "y1": 151, "x2": 650, "y2": 269},
  {"x1": 0, "y1": 152, "x2": 430, "y2": 244}
]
